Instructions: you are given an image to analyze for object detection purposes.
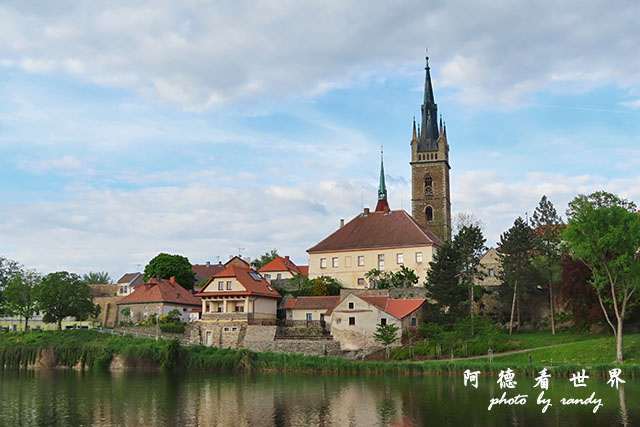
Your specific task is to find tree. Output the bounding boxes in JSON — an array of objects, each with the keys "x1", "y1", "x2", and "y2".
[
  {"x1": 3, "y1": 268, "x2": 41, "y2": 330},
  {"x1": 143, "y1": 253, "x2": 196, "y2": 290},
  {"x1": 564, "y1": 191, "x2": 640, "y2": 363},
  {"x1": 453, "y1": 212, "x2": 485, "y2": 235},
  {"x1": 454, "y1": 225, "x2": 486, "y2": 335},
  {"x1": 120, "y1": 307, "x2": 132, "y2": 318},
  {"x1": 365, "y1": 267, "x2": 419, "y2": 289},
  {"x1": 497, "y1": 217, "x2": 537, "y2": 335},
  {"x1": 251, "y1": 249, "x2": 279, "y2": 270},
  {"x1": 530, "y1": 195, "x2": 563, "y2": 335},
  {"x1": 39, "y1": 271, "x2": 101, "y2": 330},
  {"x1": 373, "y1": 323, "x2": 400, "y2": 360},
  {"x1": 425, "y1": 241, "x2": 466, "y2": 322},
  {"x1": 0, "y1": 257, "x2": 21, "y2": 316},
  {"x1": 80, "y1": 271, "x2": 112, "y2": 285},
  {"x1": 312, "y1": 279, "x2": 329, "y2": 296}
]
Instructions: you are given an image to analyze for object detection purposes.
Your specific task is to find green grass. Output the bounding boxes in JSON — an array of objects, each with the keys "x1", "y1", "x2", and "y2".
[
  {"x1": 487, "y1": 334, "x2": 640, "y2": 365},
  {"x1": 2, "y1": 330, "x2": 640, "y2": 379},
  {"x1": 509, "y1": 331, "x2": 599, "y2": 350}
]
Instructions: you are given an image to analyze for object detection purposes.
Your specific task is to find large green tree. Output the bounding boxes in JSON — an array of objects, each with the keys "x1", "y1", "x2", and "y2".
[
  {"x1": 564, "y1": 191, "x2": 640, "y2": 363},
  {"x1": 530, "y1": 195, "x2": 564, "y2": 335},
  {"x1": 143, "y1": 253, "x2": 196, "y2": 290},
  {"x1": 497, "y1": 217, "x2": 537, "y2": 335},
  {"x1": 454, "y1": 225, "x2": 486, "y2": 335},
  {"x1": 80, "y1": 271, "x2": 112, "y2": 285},
  {"x1": 39, "y1": 271, "x2": 101, "y2": 330},
  {"x1": 365, "y1": 266, "x2": 419, "y2": 289},
  {"x1": 0, "y1": 257, "x2": 21, "y2": 316},
  {"x1": 250, "y1": 249, "x2": 279, "y2": 270},
  {"x1": 425, "y1": 241, "x2": 466, "y2": 322},
  {"x1": 2, "y1": 267, "x2": 41, "y2": 330}
]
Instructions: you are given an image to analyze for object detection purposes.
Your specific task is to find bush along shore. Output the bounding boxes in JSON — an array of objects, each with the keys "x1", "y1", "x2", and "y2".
[{"x1": 1, "y1": 330, "x2": 639, "y2": 378}]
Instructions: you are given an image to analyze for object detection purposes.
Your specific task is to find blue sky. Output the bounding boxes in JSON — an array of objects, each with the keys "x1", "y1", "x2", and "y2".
[{"x1": 1, "y1": 1, "x2": 639, "y2": 281}]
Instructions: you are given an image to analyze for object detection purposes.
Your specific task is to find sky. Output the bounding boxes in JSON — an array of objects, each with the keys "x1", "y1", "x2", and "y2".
[{"x1": 1, "y1": 1, "x2": 640, "y2": 281}]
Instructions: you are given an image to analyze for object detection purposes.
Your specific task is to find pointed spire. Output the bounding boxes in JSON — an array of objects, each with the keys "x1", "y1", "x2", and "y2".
[
  {"x1": 412, "y1": 117, "x2": 417, "y2": 140},
  {"x1": 443, "y1": 120, "x2": 447, "y2": 137},
  {"x1": 439, "y1": 115, "x2": 443, "y2": 134},
  {"x1": 375, "y1": 146, "x2": 390, "y2": 212},
  {"x1": 419, "y1": 52, "x2": 439, "y2": 147}
]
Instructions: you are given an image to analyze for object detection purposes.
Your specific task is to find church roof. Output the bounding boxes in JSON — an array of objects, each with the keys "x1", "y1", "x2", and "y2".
[{"x1": 307, "y1": 209, "x2": 443, "y2": 253}]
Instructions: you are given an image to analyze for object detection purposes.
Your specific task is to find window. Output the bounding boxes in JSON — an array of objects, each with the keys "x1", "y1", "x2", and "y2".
[
  {"x1": 183, "y1": 308, "x2": 187, "y2": 312},
  {"x1": 276, "y1": 273, "x2": 282, "y2": 280},
  {"x1": 336, "y1": 318, "x2": 342, "y2": 325},
  {"x1": 224, "y1": 327, "x2": 229, "y2": 332},
  {"x1": 235, "y1": 306, "x2": 244, "y2": 312},
  {"x1": 424, "y1": 174, "x2": 433, "y2": 196},
  {"x1": 378, "y1": 254, "x2": 385, "y2": 271},
  {"x1": 357, "y1": 278, "x2": 366, "y2": 287},
  {"x1": 345, "y1": 256, "x2": 352, "y2": 268},
  {"x1": 217, "y1": 306, "x2": 223, "y2": 312},
  {"x1": 320, "y1": 258, "x2": 327, "y2": 268},
  {"x1": 332, "y1": 257, "x2": 338, "y2": 268},
  {"x1": 381, "y1": 318, "x2": 387, "y2": 326},
  {"x1": 425, "y1": 206, "x2": 434, "y2": 222},
  {"x1": 396, "y1": 253, "x2": 404, "y2": 265},
  {"x1": 416, "y1": 252, "x2": 423, "y2": 263},
  {"x1": 358, "y1": 256, "x2": 365, "y2": 266},
  {"x1": 218, "y1": 281, "x2": 224, "y2": 290},
  {"x1": 226, "y1": 281, "x2": 232, "y2": 290},
  {"x1": 232, "y1": 327, "x2": 237, "y2": 331},
  {"x1": 306, "y1": 313, "x2": 312, "y2": 321},
  {"x1": 411, "y1": 318, "x2": 417, "y2": 326},
  {"x1": 349, "y1": 317, "x2": 355, "y2": 326},
  {"x1": 488, "y1": 268, "x2": 495, "y2": 277},
  {"x1": 264, "y1": 273, "x2": 271, "y2": 280},
  {"x1": 348, "y1": 302, "x2": 354, "y2": 310}
]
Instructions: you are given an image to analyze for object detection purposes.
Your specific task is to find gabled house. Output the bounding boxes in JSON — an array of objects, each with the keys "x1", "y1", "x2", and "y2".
[
  {"x1": 307, "y1": 208, "x2": 442, "y2": 288},
  {"x1": 474, "y1": 247, "x2": 501, "y2": 287},
  {"x1": 192, "y1": 261, "x2": 226, "y2": 288},
  {"x1": 258, "y1": 255, "x2": 307, "y2": 283},
  {"x1": 116, "y1": 272, "x2": 144, "y2": 296},
  {"x1": 330, "y1": 293, "x2": 426, "y2": 351},
  {"x1": 283, "y1": 296, "x2": 340, "y2": 327},
  {"x1": 116, "y1": 277, "x2": 201, "y2": 323},
  {"x1": 195, "y1": 265, "x2": 281, "y2": 323}
]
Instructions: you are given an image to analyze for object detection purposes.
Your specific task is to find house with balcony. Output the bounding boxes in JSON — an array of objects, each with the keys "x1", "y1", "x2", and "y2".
[{"x1": 195, "y1": 264, "x2": 281, "y2": 323}]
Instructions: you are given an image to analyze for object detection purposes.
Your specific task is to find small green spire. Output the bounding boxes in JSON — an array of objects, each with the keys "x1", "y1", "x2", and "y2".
[{"x1": 378, "y1": 146, "x2": 387, "y2": 201}]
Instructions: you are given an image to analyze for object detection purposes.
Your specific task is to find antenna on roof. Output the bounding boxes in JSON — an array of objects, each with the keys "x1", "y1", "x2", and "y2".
[{"x1": 238, "y1": 244, "x2": 245, "y2": 257}]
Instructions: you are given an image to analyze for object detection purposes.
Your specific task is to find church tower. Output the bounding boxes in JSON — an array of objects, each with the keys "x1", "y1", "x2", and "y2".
[{"x1": 411, "y1": 56, "x2": 451, "y2": 241}]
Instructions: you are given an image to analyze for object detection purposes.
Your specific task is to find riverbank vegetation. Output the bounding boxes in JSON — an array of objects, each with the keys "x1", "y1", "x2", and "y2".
[{"x1": 2, "y1": 330, "x2": 639, "y2": 378}]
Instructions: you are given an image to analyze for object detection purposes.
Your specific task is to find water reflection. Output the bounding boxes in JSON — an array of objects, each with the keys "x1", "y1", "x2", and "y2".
[{"x1": 0, "y1": 370, "x2": 638, "y2": 426}]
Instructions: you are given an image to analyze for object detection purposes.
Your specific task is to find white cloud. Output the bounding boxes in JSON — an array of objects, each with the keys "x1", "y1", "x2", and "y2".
[
  {"x1": 620, "y1": 99, "x2": 640, "y2": 109},
  {"x1": 1, "y1": 1, "x2": 639, "y2": 109},
  {"x1": 17, "y1": 155, "x2": 90, "y2": 174}
]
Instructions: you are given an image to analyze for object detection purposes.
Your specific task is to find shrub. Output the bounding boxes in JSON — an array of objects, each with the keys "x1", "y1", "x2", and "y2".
[{"x1": 159, "y1": 323, "x2": 185, "y2": 334}]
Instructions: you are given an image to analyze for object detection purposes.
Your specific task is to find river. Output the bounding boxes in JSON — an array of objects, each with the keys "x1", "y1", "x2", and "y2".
[{"x1": 0, "y1": 370, "x2": 637, "y2": 426}]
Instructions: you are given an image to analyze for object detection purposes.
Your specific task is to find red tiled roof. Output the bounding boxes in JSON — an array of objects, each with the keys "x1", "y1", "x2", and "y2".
[
  {"x1": 360, "y1": 296, "x2": 425, "y2": 319},
  {"x1": 196, "y1": 265, "x2": 281, "y2": 299},
  {"x1": 258, "y1": 256, "x2": 303, "y2": 275},
  {"x1": 117, "y1": 278, "x2": 201, "y2": 306},
  {"x1": 192, "y1": 263, "x2": 226, "y2": 283},
  {"x1": 284, "y1": 296, "x2": 340, "y2": 310},
  {"x1": 307, "y1": 209, "x2": 443, "y2": 253},
  {"x1": 298, "y1": 265, "x2": 309, "y2": 276}
]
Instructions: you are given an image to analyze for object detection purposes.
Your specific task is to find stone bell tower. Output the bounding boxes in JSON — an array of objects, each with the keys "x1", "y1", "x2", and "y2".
[{"x1": 410, "y1": 56, "x2": 451, "y2": 242}]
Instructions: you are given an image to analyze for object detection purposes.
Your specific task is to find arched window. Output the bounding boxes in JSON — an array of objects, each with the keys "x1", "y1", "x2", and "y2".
[
  {"x1": 425, "y1": 206, "x2": 434, "y2": 222},
  {"x1": 424, "y1": 174, "x2": 433, "y2": 197}
]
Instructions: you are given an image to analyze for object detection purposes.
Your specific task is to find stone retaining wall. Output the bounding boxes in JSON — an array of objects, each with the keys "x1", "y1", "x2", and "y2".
[{"x1": 243, "y1": 339, "x2": 342, "y2": 356}]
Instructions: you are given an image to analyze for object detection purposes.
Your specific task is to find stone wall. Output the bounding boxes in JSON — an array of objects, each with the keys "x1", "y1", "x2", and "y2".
[
  {"x1": 243, "y1": 339, "x2": 341, "y2": 356},
  {"x1": 115, "y1": 326, "x2": 187, "y2": 341},
  {"x1": 389, "y1": 287, "x2": 428, "y2": 299},
  {"x1": 243, "y1": 325, "x2": 277, "y2": 343}
]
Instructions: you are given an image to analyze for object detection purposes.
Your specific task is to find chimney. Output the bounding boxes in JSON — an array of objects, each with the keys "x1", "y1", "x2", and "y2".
[
  {"x1": 364, "y1": 208, "x2": 370, "y2": 215},
  {"x1": 206, "y1": 261, "x2": 210, "y2": 267},
  {"x1": 285, "y1": 256, "x2": 290, "y2": 261},
  {"x1": 340, "y1": 218, "x2": 344, "y2": 228},
  {"x1": 170, "y1": 276, "x2": 176, "y2": 286}
]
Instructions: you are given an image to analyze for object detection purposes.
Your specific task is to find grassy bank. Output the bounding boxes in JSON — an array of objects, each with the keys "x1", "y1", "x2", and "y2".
[{"x1": 1, "y1": 330, "x2": 639, "y2": 378}]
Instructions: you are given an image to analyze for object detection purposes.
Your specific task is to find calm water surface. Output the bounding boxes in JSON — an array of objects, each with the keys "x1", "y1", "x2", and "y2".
[{"x1": 0, "y1": 369, "x2": 638, "y2": 426}]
